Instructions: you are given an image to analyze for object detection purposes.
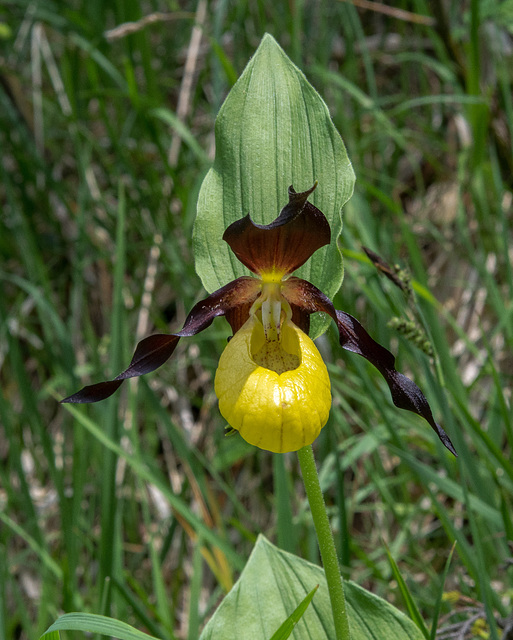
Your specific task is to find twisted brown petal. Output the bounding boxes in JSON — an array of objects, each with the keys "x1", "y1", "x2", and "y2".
[
  {"x1": 62, "y1": 277, "x2": 260, "y2": 403},
  {"x1": 336, "y1": 310, "x2": 457, "y2": 456},
  {"x1": 282, "y1": 277, "x2": 456, "y2": 455},
  {"x1": 223, "y1": 183, "x2": 331, "y2": 276}
]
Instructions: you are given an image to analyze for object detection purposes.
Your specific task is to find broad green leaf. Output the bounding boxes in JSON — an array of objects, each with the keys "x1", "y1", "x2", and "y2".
[
  {"x1": 199, "y1": 535, "x2": 425, "y2": 640},
  {"x1": 194, "y1": 33, "x2": 355, "y2": 338},
  {"x1": 40, "y1": 613, "x2": 160, "y2": 640}
]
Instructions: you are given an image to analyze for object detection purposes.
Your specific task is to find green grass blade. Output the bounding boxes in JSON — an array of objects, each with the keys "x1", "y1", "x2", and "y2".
[
  {"x1": 384, "y1": 545, "x2": 430, "y2": 640},
  {"x1": 61, "y1": 402, "x2": 243, "y2": 570},
  {"x1": 187, "y1": 538, "x2": 204, "y2": 640},
  {"x1": 429, "y1": 542, "x2": 456, "y2": 640},
  {"x1": 273, "y1": 455, "x2": 296, "y2": 553},
  {"x1": 98, "y1": 183, "x2": 126, "y2": 613},
  {"x1": 40, "y1": 613, "x2": 161, "y2": 640},
  {"x1": 268, "y1": 586, "x2": 319, "y2": 640}
]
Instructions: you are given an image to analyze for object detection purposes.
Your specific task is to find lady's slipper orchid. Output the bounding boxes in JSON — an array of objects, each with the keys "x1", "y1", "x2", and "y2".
[{"x1": 63, "y1": 184, "x2": 456, "y2": 456}]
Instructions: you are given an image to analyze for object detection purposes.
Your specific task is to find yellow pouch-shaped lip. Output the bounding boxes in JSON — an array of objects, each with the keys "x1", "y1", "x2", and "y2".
[{"x1": 215, "y1": 316, "x2": 331, "y2": 453}]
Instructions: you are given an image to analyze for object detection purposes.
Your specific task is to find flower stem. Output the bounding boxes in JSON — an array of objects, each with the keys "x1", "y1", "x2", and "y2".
[{"x1": 297, "y1": 444, "x2": 351, "y2": 639}]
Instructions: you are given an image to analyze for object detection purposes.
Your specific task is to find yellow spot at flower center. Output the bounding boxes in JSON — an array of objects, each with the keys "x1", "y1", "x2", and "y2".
[{"x1": 260, "y1": 269, "x2": 286, "y2": 283}]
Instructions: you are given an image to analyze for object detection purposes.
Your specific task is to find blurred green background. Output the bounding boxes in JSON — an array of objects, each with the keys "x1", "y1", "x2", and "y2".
[{"x1": 1, "y1": 1, "x2": 512, "y2": 638}]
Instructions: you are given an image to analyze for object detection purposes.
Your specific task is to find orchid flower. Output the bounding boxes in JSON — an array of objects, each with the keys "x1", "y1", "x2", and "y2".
[{"x1": 62, "y1": 183, "x2": 456, "y2": 456}]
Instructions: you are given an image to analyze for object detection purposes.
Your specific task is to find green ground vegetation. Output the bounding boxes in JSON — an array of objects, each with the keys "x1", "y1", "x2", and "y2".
[{"x1": 1, "y1": 1, "x2": 512, "y2": 638}]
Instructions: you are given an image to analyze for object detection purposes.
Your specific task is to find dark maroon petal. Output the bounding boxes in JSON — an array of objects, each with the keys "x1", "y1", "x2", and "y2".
[
  {"x1": 335, "y1": 310, "x2": 457, "y2": 456},
  {"x1": 175, "y1": 276, "x2": 260, "y2": 337},
  {"x1": 117, "y1": 334, "x2": 181, "y2": 379},
  {"x1": 61, "y1": 334, "x2": 181, "y2": 403},
  {"x1": 225, "y1": 300, "x2": 254, "y2": 335},
  {"x1": 290, "y1": 304, "x2": 310, "y2": 335},
  {"x1": 282, "y1": 276, "x2": 456, "y2": 455},
  {"x1": 282, "y1": 276, "x2": 338, "y2": 318},
  {"x1": 282, "y1": 276, "x2": 339, "y2": 335},
  {"x1": 61, "y1": 380, "x2": 124, "y2": 403},
  {"x1": 62, "y1": 277, "x2": 260, "y2": 404},
  {"x1": 223, "y1": 183, "x2": 331, "y2": 276}
]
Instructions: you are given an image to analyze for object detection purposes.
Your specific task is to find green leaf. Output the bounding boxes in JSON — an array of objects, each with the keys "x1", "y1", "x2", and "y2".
[
  {"x1": 194, "y1": 33, "x2": 355, "y2": 338},
  {"x1": 268, "y1": 585, "x2": 319, "y2": 640},
  {"x1": 40, "y1": 613, "x2": 161, "y2": 640},
  {"x1": 200, "y1": 535, "x2": 426, "y2": 640}
]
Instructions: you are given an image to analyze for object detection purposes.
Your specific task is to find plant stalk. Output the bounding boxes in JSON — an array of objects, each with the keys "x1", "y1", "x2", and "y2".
[{"x1": 297, "y1": 444, "x2": 351, "y2": 640}]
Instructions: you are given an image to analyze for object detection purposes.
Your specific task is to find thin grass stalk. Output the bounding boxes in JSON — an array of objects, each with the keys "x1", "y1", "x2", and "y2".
[
  {"x1": 98, "y1": 184, "x2": 127, "y2": 612},
  {"x1": 188, "y1": 537, "x2": 204, "y2": 640},
  {"x1": 460, "y1": 471, "x2": 502, "y2": 639},
  {"x1": 0, "y1": 545, "x2": 6, "y2": 638},
  {"x1": 273, "y1": 454, "x2": 296, "y2": 553},
  {"x1": 141, "y1": 485, "x2": 175, "y2": 634},
  {"x1": 111, "y1": 575, "x2": 168, "y2": 638}
]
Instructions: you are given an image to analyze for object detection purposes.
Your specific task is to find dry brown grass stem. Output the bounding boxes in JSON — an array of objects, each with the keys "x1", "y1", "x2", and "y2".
[
  {"x1": 338, "y1": 0, "x2": 435, "y2": 26},
  {"x1": 168, "y1": 0, "x2": 208, "y2": 168},
  {"x1": 104, "y1": 11, "x2": 194, "y2": 41}
]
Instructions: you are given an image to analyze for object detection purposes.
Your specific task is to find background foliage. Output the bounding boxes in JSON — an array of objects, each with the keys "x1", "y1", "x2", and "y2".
[{"x1": 1, "y1": 1, "x2": 512, "y2": 639}]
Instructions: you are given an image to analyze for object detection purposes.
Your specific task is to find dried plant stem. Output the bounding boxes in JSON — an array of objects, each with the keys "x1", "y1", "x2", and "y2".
[
  {"x1": 297, "y1": 445, "x2": 351, "y2": 640},
  {"x1": 168, "y1": 0, "x2": 207, "y2": 167},
  {"x1": 338, "y1": 0, "x2": 434, "y2": 26}
]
